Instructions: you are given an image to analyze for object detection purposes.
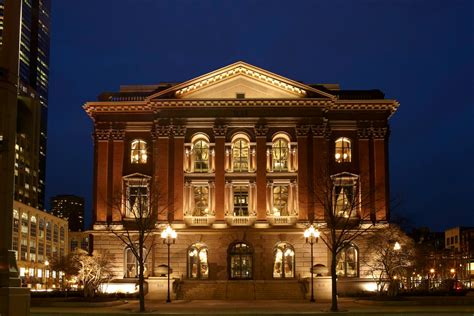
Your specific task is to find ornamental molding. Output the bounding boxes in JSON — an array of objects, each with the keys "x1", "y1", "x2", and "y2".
[
  {"x1": 110, "y1": 129, "x2": 125, "y2": 140},
  {"x1": 152, "y1": 125, "x2": 172, "y2": 138},
  {"x1": 371, "y1": 127, "x2": 388, "y2": 139},
  {"x1": 296, "y1": 125, "x2": 311, "y2": 137},
  {"x1": 174, "y1": 66, "x2": 308, "y2": 97},
  {"x1": 357, "y1": 127, "x2": 371, "y2": 139},
  {"x1": 254, "y1": 124, "x2": 268, "y2": 137},
  {"x1": 311, "y1": 122, "x2": 330, "y2": 138},
  {"x1": 213, "y1": 124, "x2": 227, "y2": 137},
  {"x1": 150, "y1": 99, "x2": 332, "y2": 108},
  {"x1": 171, "y1": 124, "x2": 186, "y2": 137},
  {"x1": 93, "y1": 129, "x2": 110, "y2": 141}
]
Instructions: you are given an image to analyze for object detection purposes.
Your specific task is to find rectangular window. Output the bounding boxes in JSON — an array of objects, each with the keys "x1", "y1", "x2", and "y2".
[
  {"x1": 333, "y1": 177, "x2": 359, "y2": 218},
  {"x1": 236, "y1": 93, "x2": 245, "y2": 99},
  {"x1": 272, "y1": 185, "x2": 289, "y2": 216},
  {"x1": 53, "y1": 225, "x2": 58, "y2": 243},
  {"x1": 125, "y1": 179, "x2": 149, "y2": 218},
  {"x1": 46, "y1": 222, "x2": 52, "y2": 241},
  {"x1": 233, "y1": 186, "x2": 249, "y2": 216},
  {"x1": 193, "y1": 185, "x2": 209, "y2": 216}
]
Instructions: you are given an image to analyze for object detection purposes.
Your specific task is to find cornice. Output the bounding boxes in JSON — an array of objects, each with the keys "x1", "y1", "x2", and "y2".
[{"x1": 296, "y1": 125, "x2": 311, "y2": 137}]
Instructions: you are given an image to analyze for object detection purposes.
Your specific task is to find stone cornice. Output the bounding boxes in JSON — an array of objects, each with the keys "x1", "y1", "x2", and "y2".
[
  {"x1": 110, "y1": 129, "x2": 125, "y2": 140},
  {"x1": 254, "y1": 124, "x2": 269, "y2": 137},
  {"x1": 213, "y1": 124, "x2": 227, "y2": 137},
  {"x1": 296, "y1": 125, "x2": 311, "y2": 137},
  {"x1": 84, "y1": 99, "x2": 399, "y2": 117}
]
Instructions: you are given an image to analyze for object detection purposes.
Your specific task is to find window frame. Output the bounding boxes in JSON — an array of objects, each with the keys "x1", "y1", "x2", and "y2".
[
  {"x1": 331, "y1": 174, "x2": 360, "y2": 219},
  {"x1": 271, "y1": 137, "x2": 289, "y2": 172},
  {"x1": 231, "y1": 136, "x2": 250, "y2": 172},
  {"x1": 335, "y1": 137, "x2": 352, "y2": 163},
  {"x1": 187, "y1": 243, "x2": 209, "y2": 280},
  {"x1": 228, "y1": 242, "x2": 254, "y2": 280},
  {"x1": 123, "y1": 175, "x2": 151, "y2": 219},
  {"x1": 336, "y1": 243, "x2": 359, "y2": 278},
  {"x1": 192, "y1": 138, "x2": 210, "y2": 173},
  {"x1": 130, "y1": 139, "x2": 148, "y2": 164},
  {"x1": 273, "y1": 242, "x2": 295, "y2": 279}
]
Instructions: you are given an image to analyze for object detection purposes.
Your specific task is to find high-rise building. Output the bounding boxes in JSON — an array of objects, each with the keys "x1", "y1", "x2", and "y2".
[
  {"x1": 50, "y1": 195, "x2": 85, "y2": 231},
  {"x1": 0, "y1": 0, "x2": 51, "y2": 209}
]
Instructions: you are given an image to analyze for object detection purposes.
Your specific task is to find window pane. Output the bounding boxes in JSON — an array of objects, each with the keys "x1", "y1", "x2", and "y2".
[
  {"x1": 193, "y1": 186, "x2": 209, "y2": 216},
  {"x1": 272, "y1": 139, "x2": 289, "y2": 171},
  {"x1": 272, "y1": 185, "x2": 289, "y2": 216},
  {"x1": 233, "y1": 186, "x2": 249, "y2": 216},
  {"x1": 335, "y1": 137, "x2": 351, "y2": 163},
  {"x1": 131, "y1": 140, "x2": 147, "y2": 164},
  {"x1": 193, "y1": 140, "x2": 209, "y2": 172},
  {"x1": 232, "y1": 139, "x2": 249, "y2": 172}
]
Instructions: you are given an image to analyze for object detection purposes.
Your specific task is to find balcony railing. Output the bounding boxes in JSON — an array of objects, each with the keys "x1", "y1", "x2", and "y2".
[
  {"x1": 267, "y1": 215, "x2": 298, "y2": 226},
  {"x1": 183, "y1": 215, "x2": 216, "y2": 226},
  {"x1": 225, "y1": 215, "x2": 257, "y2": 226}
]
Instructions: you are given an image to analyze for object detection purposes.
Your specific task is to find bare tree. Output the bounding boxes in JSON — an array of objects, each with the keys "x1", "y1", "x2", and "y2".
[
  {"x1": 107, "y1": 176, "x2": 170, "y2": 312},
  {"x1": 312, "y1": 171, "x2": 387, "y2": 311},
  {"x1": 361, "y1": 224, "x2": 415, "y2": 295},
  {"x1": 74, "y1": 249, "x2": 114, "y2": 298}
]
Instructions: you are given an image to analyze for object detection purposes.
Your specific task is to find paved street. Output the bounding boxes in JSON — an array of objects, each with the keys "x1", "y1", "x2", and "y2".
[{"x1": 31, "y1": 298, "x2": 474, "y2": 315}]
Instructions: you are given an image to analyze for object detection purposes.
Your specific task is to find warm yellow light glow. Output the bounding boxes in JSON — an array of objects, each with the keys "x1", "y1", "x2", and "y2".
[
  {"x1": 361, "y1": 282, "x2": 378, "y2": 292},
  {"x1": 430, "y1": 268, "x2": 435, "y2": 273},
  {"x1": 304, "y1": 225, "x2": 320, "y2": 239},
  {"x1": 99, "y1": 282, "x2": 138, "y2": 294},
  {"x1": 393, "y1": 242, "x2": 401, "y2": 251},
  {"x1": 161, "y1": 225, "x2": 177, "y2": 240},
  {"x1": 450, "y1": 268, "x2": 455, "y2": 274}
]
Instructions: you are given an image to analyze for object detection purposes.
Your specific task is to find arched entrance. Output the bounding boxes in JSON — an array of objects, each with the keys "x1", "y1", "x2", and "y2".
[{"x1": 228, "y1": 242, "x2": 253, "y2": 279}]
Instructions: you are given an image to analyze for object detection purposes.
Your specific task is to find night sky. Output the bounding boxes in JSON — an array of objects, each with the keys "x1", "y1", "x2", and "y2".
[{"x1": 46, "y1": 0, "x2": 473, "y2": 231}]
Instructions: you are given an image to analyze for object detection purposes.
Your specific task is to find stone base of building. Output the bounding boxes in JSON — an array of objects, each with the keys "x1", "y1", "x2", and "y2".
[
  {"x1": 146, "y1": 277, "x2": 178, "y2": 300},
  {"x1": 0, "y1": 287, "x2": 30, "y2": 316}
]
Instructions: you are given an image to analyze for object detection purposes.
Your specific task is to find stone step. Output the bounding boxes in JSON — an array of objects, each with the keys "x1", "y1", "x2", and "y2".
[{"x1": 177, "y1": 280, "x2": 306, "y2": 300}]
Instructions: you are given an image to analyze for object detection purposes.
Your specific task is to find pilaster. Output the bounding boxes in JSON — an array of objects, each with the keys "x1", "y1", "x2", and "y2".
[
  {"x1": 372, "y1": 126, "x2": 388, "y2": 221},
  {"x1": 94, "y1": 129, "x2": 110, "y2": 223},
  {"x1": 153, "y1": 124, "x2": 171, "y2": 221},
  {"x1": 110, "y1": 128, "x2": 125, "y2": 222},
  {"x1": 172, "y1": 125, "x2": 186, "y2": 222},
  {"x1": 296, "y1": 125, "x2": 311, "y2": 222},
  {"x1": 255, "y1": 125, "x2": 268, "y2": 222},
  {"x1": 213, "y1": 125, "x2": 227, "y2": 222},
  {"x1": 311, "y1": 122, "x2": 329, "y2": 222},
  {"x1": 357, "y1": 125, "x2": 372, "y2": 221}
]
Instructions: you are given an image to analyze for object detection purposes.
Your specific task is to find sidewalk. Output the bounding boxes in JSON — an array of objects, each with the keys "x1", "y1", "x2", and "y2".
[{"x1": 30, "y1": 298, "x2": 474, "y2": 315}]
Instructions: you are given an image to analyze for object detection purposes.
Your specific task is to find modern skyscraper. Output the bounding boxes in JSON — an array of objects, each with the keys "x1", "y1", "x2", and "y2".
[
  {"x1": 0, "y1": 0, "x2": 51, "y2": 209},
  {"x1": 50, "y1": 195, "x2": 85, "y2": 231}
]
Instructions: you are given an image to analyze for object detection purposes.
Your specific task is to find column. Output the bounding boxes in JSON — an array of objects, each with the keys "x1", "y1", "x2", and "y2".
[
  {"x1": 357, "y1": 126, "x2": 372, "y2": 221},
  {"x1": 94, "y1": 129, "x2": 110, "y2": 224},
  {"x1": 172, "y1": 125, "x2": 185, "y2": 222},
  {"x1": 373, "y1": 127, "x2": 388, "y2": 221},
  {"x1": 255, "y1": 125, "x2": 268, "y2": 221},
  {"x1": 297, "y1": 125, "x2": 311, "y2": 222},
  {"x1": 111, "y1": 129, "x2": 124, "y2": 222},
  {"x1": 213, "y1": 126, "x2": 226, "y2": 222},
  {"x1": 154, "y1": 125, "x2": 170, "y2": 222},
  {"x1": 312, "y1": 123, "x2": 329, "y2": 222}
]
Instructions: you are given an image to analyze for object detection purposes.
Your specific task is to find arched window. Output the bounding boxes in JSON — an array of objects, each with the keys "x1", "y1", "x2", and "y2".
[
  {"x1": 124, "y1": 247, "x2": 148, "y2": 278},
  {"x1": 229, "y1": 242, "x2": 253, "y2": 279},
  {"x1": 336, "y1": 243, "x2": 358, "y2": 277},
  {"x1": 188, "y1": 243, "x2": 209, "y2": 279},
  {"x1": 272, "y1": 137, "x2": 289, "y2": 171},
  {"x1": 131, "y1": 139, "x2": 148, "y2": 164},
  {"x1": 232, "y1": 137, "x2": 249, "y2": 172},
  {"x1": 335, "y1": 137, "x2": 351, "y2": 163},
  {"x1": 193, "y1": 139, "x2": 210, "y2": 172},
  {"x1": 273, "y1": 242, "x2": 295, "y2": 278}
]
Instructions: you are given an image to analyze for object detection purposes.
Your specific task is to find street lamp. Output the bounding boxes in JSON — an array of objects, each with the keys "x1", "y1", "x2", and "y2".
[
  {"x1": 304, "y1": 224, "x2": 320, "y2": 303},
  {"x1": 429, "y1": 268, "x2": 435, "y2": 289},
  {"x1": 161, "y1": 225, "x2": 177, "y2": 303},
  {"x1": 393, "y1": 242, "x2": 401, "y2": 251}
]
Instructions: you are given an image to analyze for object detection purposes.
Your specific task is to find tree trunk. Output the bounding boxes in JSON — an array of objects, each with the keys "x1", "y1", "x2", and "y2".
[
  {"x1": 330, "y1": 251, "x2": 338, "y2": 312},
  {"x1": 139, "y1": 252, "x2": 145, "y2": 312}
]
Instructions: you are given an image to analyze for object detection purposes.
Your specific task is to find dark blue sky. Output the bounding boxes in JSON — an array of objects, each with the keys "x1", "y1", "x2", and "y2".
[{"x1": 46, "y1": 0, "x2": 473, "y2": 231}]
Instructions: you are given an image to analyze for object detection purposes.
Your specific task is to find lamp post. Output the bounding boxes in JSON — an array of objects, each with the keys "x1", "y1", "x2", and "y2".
[
  {"x1": 304, "y1": 224, "x2": 320, "y2": 303},
  {"x1": 161, "y1": 225, "x2": 177, "y2": 303},
  {"x1": 429, "y1": 268, "x2": 435, "y2": 289}
]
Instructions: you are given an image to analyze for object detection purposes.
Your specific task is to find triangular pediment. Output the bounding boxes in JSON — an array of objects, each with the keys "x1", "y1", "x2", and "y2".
[{"x1": 147, "y1": 61, "x2": 334, "y2": 100}]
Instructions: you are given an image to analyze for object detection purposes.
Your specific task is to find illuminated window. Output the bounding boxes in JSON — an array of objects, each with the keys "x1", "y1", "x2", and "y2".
[
  {"x1": 333, "y1": 176, "x2": 359, "y2": 218},
  {"x1": 272, "y1": 185, "x2": 289, "y2": 216},
  {"x1": 272, "y1": 137, "x2": 289, "y2": 171},
  {"x1": 335, "y1": 137, "x2": 351, "y2": 163},
  {"x1": 193, "y1": 139, "x2": 209, "y2": 172},
  {"x1": 193, "y1": 185, "x2": 209, "y2": 216},
  {"x1": 229, "y1": 242, "x2": 253, "y2": 279},
  {"x1": 130, "y1": 139, "x2": 148, "y2": 164},
  {"x1": 233, "y1": 185, "x2": 249, "y2": 216},
  {"x1": 124, "y1": 246, "x2": 148, "y2": 278},
  {"x1": 273, "y1": 242, "x2": 295, "y2": 278},
  {"x1": 124, "y1": 177, "x2": 150, "y2": 218},
  {"x1": 188, "y1": 243, "x2": 209, "y2": 279},
  {"x1": 336, "y1": 244, "x2": 358, "y2": 277},
  {"x1": 232, "y1": 137, "x2": 249, "y2": 172}
]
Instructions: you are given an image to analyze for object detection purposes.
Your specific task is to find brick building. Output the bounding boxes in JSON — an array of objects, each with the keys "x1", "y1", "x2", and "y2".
[{"x1": 83, "y1": 62, "x2": 399, "y2": 298}]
